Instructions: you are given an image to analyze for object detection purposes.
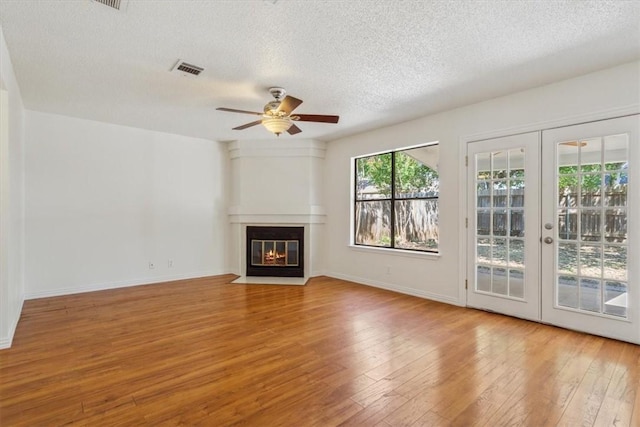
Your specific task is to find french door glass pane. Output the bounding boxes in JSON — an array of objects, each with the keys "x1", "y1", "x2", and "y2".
[
  {"x1": 603, "y1": 245, "x2": 627, "y2": 281},
  {"x1": 492, "y1": 151, "x2": 507, "y2": 178},
  {"x1": 558, "y1": 141, "x2": 579, "y2": 168},
  {"x1": 605, "y1": 209, "x2": 627, "y2": 242},
  {"x1": 477, "y1": 266, "x2": 491, "y2": 292},
  {"x1": 477, "y1": 153, "x2": 491, "y2": 179},
  {"x1": 493, "y1": 268, "x2": 508, "y2": 295},
  {"x1": 493, "y1": 210, "x2": 508, "y2": 236},
  {"x1": 474, "y1": 148, "x2": 526, "y2": 299},
  {"x1": 555, "y1": 134, "x2": 629, "y2": 317},
  {"x1": 604, "y1": 281, "x2": 627, "y2": 317},
  {"x1": 509, "y1": 269, "x2": 524, "y2": 298},
  {"x1": 509, "y1": 239, "x2": 524, "y2": 267},
  {"x1": 557, "y1": 242, "x2": 578, "y2": 274},
  {"x1": 580, "y1": 278, "x2": 601, "y2": 312},
  {"x1": 477, "y1": 238, "x2": 491, "y2": 263},
  {"x1": 558, "y1": 275, "x2": 578, "y2": 308},
  {"x1": 492, "y1": 238, "x2": 507, "y2": 264}
]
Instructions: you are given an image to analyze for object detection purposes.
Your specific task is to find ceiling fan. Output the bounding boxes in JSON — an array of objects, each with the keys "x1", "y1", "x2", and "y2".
[{"x1": 216, "y1": 87, "x2": 339, "y2": 136}]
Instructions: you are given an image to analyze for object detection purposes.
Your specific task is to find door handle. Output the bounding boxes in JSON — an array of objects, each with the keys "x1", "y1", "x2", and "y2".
[{"x1": 544, "y1": 237, "x2": 553, "y2": 244}]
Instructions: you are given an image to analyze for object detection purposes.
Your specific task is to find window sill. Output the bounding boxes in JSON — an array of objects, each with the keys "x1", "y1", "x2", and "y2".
[{"x1": 348, "y1": 244, "x2": 441, "y2": 260}]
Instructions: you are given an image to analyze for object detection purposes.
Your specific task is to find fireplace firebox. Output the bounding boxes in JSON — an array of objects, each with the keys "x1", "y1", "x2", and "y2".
[{"x1": 246, "y1": 226, "x2": 304, "y2": 277}]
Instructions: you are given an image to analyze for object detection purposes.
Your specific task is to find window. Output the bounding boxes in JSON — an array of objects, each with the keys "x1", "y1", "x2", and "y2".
[{"x1": 354, "y1": 144, "x2": 439, "y2": 252}]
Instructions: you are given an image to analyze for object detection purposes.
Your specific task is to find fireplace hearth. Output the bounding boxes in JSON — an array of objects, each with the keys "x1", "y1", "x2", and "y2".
[{"x1": 246, "y1": 226, "x2": 304, "y2": 277}]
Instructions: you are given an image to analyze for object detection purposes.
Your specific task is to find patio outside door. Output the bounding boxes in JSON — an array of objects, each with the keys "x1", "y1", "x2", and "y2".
[{"x1": 467, "y1": 115, "x2": 639, "y2": 343}]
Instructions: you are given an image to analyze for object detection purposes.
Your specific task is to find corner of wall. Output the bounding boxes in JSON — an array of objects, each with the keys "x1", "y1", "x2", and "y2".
[
  {"x1": 0, "y1": 24, "x2": 28, "y2": 349},
  {"x1": 0, "y1": 297, "x2": 24, "y2": 350}
]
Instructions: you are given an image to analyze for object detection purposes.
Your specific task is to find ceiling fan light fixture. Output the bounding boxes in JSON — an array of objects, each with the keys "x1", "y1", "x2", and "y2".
[
  {"x1": 217, "y1": 87, "x2": 339, "y2": 136},
  {"x1": 262, "y1": 117, "x2": 292, "y2": 136}
]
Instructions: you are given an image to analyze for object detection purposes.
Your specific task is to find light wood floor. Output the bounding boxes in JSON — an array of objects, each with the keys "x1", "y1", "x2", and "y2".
[{"x1": 1, "y1": 275, "x2": 639, "y2": 426}]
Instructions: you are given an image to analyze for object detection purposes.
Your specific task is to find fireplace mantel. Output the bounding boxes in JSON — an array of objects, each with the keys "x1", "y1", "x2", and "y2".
[{"x1": 228, "y1": 206, "x2": 326, "y2": 225}]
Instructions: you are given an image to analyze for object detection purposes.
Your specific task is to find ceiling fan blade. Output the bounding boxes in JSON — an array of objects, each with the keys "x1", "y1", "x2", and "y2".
[
  {"x1": 233, "y1": 120, "x2": 263, "y2": 130},
  {"x1": 277, "y1": 95, "x2": 303, "y2": 114},
  {"x1": 287, "y1": 124, "x2": 303, "y2": 135},
  {"x1": 295, "y1": 114, "x2": 339, "y2": 123},
  {"x1": 217, "y1": 107, "x2": 263, "y2": 116}
]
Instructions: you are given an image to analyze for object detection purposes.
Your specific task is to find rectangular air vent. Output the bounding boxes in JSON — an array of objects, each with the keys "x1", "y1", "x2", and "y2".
[
  {"x1": 171, "y1": 60, "x2": 204, "y2": 78},
  {"x1": 92, "y1": 0, "x2": 128, "y2": 11}
]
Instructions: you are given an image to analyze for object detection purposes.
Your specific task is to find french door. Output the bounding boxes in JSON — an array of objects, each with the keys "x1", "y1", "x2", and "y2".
[
  {"x1": 467, "y1": 115, "x2": 639, "y2": 343},
  {"x1": 466, "y1": 132, "x2": 541, "y2": 321}
]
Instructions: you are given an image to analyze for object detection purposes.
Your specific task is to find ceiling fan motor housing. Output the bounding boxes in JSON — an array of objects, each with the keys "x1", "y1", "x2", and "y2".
[
  {"x1": 269, "y1": 87, "x2": 286, "y2": 101},
  {"x1": 264, "y1": 88, "x2": 287, "y2": 114},
  {"x1": 264, "y1": 101, "x2": 281, "y2": 114}
]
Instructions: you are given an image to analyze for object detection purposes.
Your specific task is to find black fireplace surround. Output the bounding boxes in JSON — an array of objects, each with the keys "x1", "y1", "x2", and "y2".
[{"x1": 246, "y1": 226, "x2": 304, "y2": 277}]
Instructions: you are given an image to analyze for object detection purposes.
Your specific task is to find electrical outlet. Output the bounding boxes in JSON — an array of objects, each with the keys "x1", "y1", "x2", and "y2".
[
  {"x1": 168, "y1": 260, "x2": 173, "y2": 268},
  {"x1": 386, "y1": 266, "x2": 391, "y2": 275},
  {"x1": 149, "y1": 262, "x2": 155, "y2": 269}
]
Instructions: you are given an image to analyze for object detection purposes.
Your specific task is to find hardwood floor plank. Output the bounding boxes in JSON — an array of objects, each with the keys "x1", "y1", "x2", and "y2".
[
  {"x1": 592, "y1": 342, "x2": 640, "y2": 425},
  {"x1": 448, "y1": 327, "x2": 571, "y2": 425},
  {"x1": 413, "y1": 409, "x2": 451, "y2": 427},
  {"x1": 559, "y1": 338, "x2": 627, "y2": 426},
  {"x1": 1, "y1": 274, "x2": 639, "y2": 426},
  {"x1": 339, "y1": 393, "x2": 408, "y2": 426}
]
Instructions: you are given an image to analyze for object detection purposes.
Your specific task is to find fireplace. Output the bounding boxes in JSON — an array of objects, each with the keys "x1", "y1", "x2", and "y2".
[{"x1": 246, "y1": 226, "x2": 304, "y2": 277}]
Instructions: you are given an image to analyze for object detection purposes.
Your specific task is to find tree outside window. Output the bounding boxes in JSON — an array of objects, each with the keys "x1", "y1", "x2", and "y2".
[{"x1": 354, "y1": 144, "x2": 439, "y2": 252}]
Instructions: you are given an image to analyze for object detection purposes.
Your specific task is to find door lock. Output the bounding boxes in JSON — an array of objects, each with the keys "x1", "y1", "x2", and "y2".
[{"x1": 544, "y1": 237, "x2": 553, "y2": 244}]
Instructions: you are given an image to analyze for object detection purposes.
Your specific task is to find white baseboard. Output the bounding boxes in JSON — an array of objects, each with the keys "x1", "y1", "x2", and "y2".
[
  {"x1": 0, "y1": 337, "x2": 10, "y2": 350},
  {"x1": 324, "y1": 271, "x2": 464, "y2": 307},
  {"x1": 0, "y1": 296, "x2": 25, "y2": 350},
  {"x1": 25, "y1": 270, "x2": 229, "y2": 300}
]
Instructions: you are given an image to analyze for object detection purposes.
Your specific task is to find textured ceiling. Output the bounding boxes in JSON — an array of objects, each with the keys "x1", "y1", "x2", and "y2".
[{"x1": 0, "y1": 0, "x2": 639, "y2": 142}]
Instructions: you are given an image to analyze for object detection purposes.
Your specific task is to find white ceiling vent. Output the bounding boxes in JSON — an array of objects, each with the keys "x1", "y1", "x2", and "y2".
[
  {"x1": 92, "y1": 0, "x2": 129, "y2": 11},
  {"x1": 171, "y1": 60, "x2": 204, "y2": 78}
]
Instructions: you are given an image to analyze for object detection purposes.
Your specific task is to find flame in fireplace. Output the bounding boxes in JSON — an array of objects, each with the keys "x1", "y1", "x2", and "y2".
[{"x1": 265, "y1": 249, "x2": 286, "y2": 264}]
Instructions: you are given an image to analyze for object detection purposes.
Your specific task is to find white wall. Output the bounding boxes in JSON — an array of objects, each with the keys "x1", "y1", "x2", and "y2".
[
  {"x1": 324, "y1": 61, "x2": 640, "y2": 305},
  {"x1": 24, "y1": 111, "x2": 229, "y2": 298},
  {"x1": 0, "y1": 24, "x2": 26, "y2": 349}
]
